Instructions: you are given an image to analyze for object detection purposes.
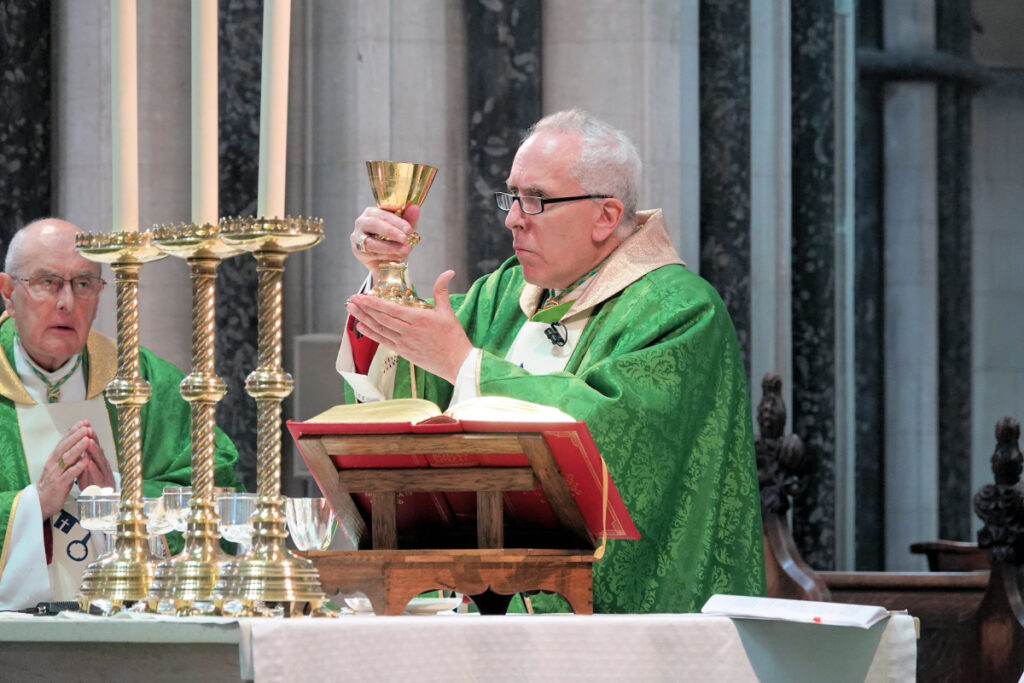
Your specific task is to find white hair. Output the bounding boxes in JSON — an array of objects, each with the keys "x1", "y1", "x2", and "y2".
[
  {"x1": 4, "y1": 226, "x2": 30, "y2": 276},
  {"x1": 526, "y1": 109, "x2": 641, "y2": 232}
]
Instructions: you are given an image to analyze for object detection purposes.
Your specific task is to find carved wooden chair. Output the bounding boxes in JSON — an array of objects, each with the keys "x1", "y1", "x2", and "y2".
[
  {"x1": 754, "y1": 372, "x2": 1014, "y2": 681},
  {"x1": 754, "y1": 372, "x2": 830, "y2": 601},
  {"x1": 959, "y1": 416, "x2": 1024, "y2": 680}
]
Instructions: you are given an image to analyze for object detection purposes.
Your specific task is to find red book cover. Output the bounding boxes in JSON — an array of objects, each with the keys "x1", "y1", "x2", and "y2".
[{"x1": 287, "y1": 416, "x2": 640, "y2": 543}]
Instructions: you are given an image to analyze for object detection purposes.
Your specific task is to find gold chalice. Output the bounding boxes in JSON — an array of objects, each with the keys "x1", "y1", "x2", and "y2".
[{"x1": 365, "y1": 160, "x2": 437, "y2": 307}]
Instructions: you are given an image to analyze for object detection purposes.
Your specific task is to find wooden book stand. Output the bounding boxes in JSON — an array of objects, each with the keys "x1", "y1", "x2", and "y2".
[{"x1": 294, "y1": 430, "x2": 603, "y2": 615}]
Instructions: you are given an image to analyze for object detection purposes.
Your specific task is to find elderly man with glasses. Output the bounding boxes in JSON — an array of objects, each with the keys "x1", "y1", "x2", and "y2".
[
  {"x1": 340, "y1": 109, "x2": 764, "y2": 614},
  {"x1": 0, "y1": 218, "x2": 241, "y2": 609}
]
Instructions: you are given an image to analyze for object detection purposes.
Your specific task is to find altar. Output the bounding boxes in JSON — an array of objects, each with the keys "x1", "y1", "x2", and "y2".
[{"x1": 0, "y1": 611, "x2": 916, "y2": 682}]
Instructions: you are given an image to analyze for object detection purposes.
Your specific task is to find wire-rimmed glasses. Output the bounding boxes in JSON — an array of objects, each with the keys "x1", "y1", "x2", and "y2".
[{"x1": 15, "y1": 273, "x2": 106, "y2": 300}]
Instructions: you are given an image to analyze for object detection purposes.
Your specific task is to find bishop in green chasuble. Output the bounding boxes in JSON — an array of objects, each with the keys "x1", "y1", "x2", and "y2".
[
  {"x1": 0, "y1": 314, "x2": 242, "y2": 604},
  {"x1": 343, "y1": 209, "x2": 766, "y2": 614}
]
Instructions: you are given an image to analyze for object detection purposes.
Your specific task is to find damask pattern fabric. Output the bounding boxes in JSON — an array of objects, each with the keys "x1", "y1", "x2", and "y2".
[
  {"x1": 381, "y1": 215, "x2": 765, "y2": 613},
  {"x1": 0, "y1": 317, "x2": 242, "y2": 559}
]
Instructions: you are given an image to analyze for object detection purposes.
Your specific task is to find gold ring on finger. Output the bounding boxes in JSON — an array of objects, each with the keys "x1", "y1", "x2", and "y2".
[
  {"x1": 356, "y1": 234, "x2": 370, "y2": 253},
  {"x1": 58, "y1": 456, "x2": 67, "y2": 470}
]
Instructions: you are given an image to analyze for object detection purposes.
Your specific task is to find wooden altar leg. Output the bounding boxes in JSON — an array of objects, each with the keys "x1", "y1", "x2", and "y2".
[
  {"x1": 477, "y1": 491, "x2": 503, "y2": 549},
  {"x1": 469, "y1": 589, "x2": 515, "y2": 615},
  {"x1": 371, "y1": 491, "x2": 397, "y2": 549}
]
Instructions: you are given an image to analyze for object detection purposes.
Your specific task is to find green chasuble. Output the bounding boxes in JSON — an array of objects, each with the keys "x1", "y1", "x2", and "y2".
[
  {"x1": 0, "y1": 315, "x2": 242, "y2": 558},
  {"x1": 380, "y1": 209, "x2": 766, "y2": 613}
]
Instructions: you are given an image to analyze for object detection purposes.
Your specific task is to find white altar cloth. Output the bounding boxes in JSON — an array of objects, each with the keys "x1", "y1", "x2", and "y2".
[
  {"x1": 245, "y1": 613, "x2": 916, "y2": 682},
  {"x1": 0, "y1": 611, "x2": 916, "y2": 681}
]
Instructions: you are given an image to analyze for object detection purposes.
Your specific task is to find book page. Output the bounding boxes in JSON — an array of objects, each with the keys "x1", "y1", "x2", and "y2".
[
  {"x1": 445, "y1": 396, "x2": 575, "y2": 423},
  {"x1": 701, "y1": 594, "x2": 891, "y2": 629},
  {"x1": 308, "y1": 398, "x2": 442, "y2": 424}
]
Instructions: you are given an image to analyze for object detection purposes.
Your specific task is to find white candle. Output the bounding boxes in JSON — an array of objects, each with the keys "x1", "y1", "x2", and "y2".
[
  {"x1": 110, "y1": 0, "x2": 139, "y2": 232},
  {"x1": 191, "y1": 0, "x2": 218, "y2": 226},
  {"x1": 257, "y1": 0, "x2": 291, "y2": 219}
]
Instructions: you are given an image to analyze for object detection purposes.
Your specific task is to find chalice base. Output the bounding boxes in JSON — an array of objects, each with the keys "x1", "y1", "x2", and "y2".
[{"x1": 371, "y1": 261, "x2": 432, "y2": 308}]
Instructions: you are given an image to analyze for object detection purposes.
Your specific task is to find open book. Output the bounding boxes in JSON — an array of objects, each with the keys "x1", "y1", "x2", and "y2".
[
  {"x1": 306, "y1": 396, "x2": 576, "y2": 428},
  {"x1": 701, "y1": 594, "x2": 893, "y2": 629},
  {"x1": 287, "y1": 396, "x2": 640, "y2": 547}
]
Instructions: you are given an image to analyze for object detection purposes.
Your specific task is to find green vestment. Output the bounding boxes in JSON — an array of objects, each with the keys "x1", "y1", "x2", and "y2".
[
  {"x1": 0, "y1": 316, "x2": 242, "y2": 561},
  {"x1": 375, "y1": 210, "x2": 766, "y2": 613}
]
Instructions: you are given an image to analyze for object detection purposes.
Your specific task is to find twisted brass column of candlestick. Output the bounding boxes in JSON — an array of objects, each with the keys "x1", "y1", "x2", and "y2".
[
  {"x1": 213, "y1": 216, "x2": 333, "y2": 617},
  {"x1": 146, "y1": 223, "x2": 240, "y2": 615},
  {"x1": 76, "y1": 231, "x2": 166, "y2": 615}
]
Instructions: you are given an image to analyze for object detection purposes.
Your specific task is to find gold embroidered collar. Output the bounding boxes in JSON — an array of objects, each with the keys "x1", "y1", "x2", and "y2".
[
  {"x1": 518, "y1": 208, "x2": 686, "y2": 320},
  {"x1": 0, "y1": 312, "x2": 118, "y2": 405}
]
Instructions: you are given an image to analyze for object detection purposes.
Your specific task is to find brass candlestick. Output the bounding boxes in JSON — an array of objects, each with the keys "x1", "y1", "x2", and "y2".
[
  {"x1": 147, "y1": 223, "x2": 240, "y2": 614},
  {"x1": 75, "y1": 231, "x2": 166, "y2": 614},
  {"x1": 213, "y1": 216, "x2": 332, "y2": 616},
  {"x1": 365, "y1": 160, "x2": 436, "y2": 307}
]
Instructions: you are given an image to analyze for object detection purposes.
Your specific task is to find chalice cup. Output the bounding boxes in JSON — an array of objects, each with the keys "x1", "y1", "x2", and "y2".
[{"x1": 365, "y1": 160, "x2": 437, "y2": 307}]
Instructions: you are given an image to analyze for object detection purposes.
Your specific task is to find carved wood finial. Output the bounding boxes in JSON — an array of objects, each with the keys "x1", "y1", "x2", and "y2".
[
  {"x1": 755, "y1": 372, "x2": 807, "y2": 516},
  {"x1": 973, "y1": 416, "x2": 1024, "y2": 565}
]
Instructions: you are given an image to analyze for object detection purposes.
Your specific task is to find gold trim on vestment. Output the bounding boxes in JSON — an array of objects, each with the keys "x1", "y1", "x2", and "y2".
[
  {"x1": 0, "y1": 490, "x2": 23, "y2": 579},
  {"x1": 519, "y1": 208, "x2": 686, "y2": 319},
  {"x1": 0, "y1": 312, "x2": 118, "y2": 404},
  {"x1": 84, "y1": 329, "x2": 117, "y2": 400}
]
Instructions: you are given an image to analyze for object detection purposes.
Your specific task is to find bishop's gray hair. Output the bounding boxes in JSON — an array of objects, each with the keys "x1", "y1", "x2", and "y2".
[{"x1": 526, "y1": 109, "x2": 641, "y2": 233}]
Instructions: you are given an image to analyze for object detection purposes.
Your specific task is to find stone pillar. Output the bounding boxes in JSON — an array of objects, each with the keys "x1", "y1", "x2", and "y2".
[
  {"x1": 52, "y1": 0, "x2": 192, "y2": 371},
  {"x1": 789, "y1": 1, "x2": 837, "y2": 570},
  {"x1": 749, "y1": 0, "x2": 793, "y2": 431},
  {"x1": 215, "y1": 0, "x2": 263, "y2": 490},
  {"x1": 935, "y1": 0, "x2": 973, "y2": 542},
  {"x1": 300, "y1": 0, "x2": 468, "y2": 325},
  {"x1": 544, "y1": 0, "x2": 688, "y2": 262},
  {"x1": 465, "y1": 0, "x2": 541, "y2": 280},
  {"x1": 882, "y1": 0, "x2": 939, "y2": 571},
  {"x1": 853, "y1": 0, "x2": 886, "y2": 571},
  {"x1": 970, "y1": 0, "x2": 1024, "y2": 511},
  {"x1": 698, "y1": 0, "x2": 750, "y2": 368},
  {"x1": 0, "y1": 0, "x2": 51, "y2": 249}
]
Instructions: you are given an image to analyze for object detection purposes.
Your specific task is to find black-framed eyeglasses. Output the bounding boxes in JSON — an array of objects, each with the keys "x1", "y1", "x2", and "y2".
[
  {"x1": 494, "y1": 191, "x2": 611, "y2": 216},
  {"x1": 16, "y1": 274, "x2": 106, "y2": 300}
]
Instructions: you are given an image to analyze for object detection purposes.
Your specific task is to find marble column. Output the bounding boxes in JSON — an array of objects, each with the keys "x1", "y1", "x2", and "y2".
[
  {"x1": 853, "y1": 0, "x2": 886, "y2": 571},
  {"x1": 935, "y1": 0, "x2": 973, "y2": 542},
  {"x1": 789, "y1": 1, "x2": 837, "y2": 570},
  {"x1": 698, "y1": 0, "x2": 750, "y2": 369},
  {"x1": 215, "y1": 0, "x2": 263, "y2": 491},
  {"x1": 882, "y1": 0, "x2": 939, "y2": 571},
  {"x1": 464, "y1": 0, "x2": 541, "y2": 280},
  {"x1": 0, "y1": 0, "x2": 51, "y2": 249}
]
